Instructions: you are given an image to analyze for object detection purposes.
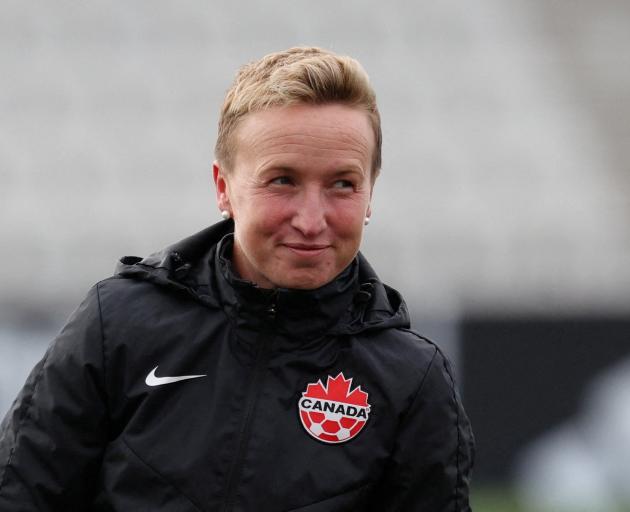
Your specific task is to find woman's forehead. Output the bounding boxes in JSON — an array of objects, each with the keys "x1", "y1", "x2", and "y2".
[{"x1": 231, "y1": 104, "x2": 375, "y2": 170}]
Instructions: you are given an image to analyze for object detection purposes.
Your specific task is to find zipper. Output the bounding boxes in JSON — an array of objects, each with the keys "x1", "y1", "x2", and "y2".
[{"x1": 221, "y1": 295, "x2": 277, "y2": 511}]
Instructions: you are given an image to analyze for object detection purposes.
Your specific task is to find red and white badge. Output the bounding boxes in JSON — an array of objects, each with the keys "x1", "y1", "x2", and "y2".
[{"x1": 298, "y1": 372, "x2": 371, "y2": 444}]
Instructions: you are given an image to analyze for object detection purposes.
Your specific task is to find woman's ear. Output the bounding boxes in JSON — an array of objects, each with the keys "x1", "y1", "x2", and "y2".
[{"x1": 213, "y1": 161, "x2": 231, "y2": 213}]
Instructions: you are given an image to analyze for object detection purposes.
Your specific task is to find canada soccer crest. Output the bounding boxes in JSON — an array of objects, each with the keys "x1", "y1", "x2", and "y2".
[{"x1": 298, "y1": 372, "x2": 371, "y2": 444}]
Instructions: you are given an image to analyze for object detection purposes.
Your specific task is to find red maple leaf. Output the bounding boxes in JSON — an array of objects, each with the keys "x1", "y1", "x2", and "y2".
[{"x1": 304, "y1": 373, "x2": 369, "y2": 407}]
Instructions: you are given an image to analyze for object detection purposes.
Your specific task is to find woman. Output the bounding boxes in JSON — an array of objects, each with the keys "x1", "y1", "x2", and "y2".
[{"x1": 0, "y1": 47, "x2": 474, "y2": 511}]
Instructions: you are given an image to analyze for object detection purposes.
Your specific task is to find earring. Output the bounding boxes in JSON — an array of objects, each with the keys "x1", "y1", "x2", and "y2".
[
  {"x1": 364, "y1": 216, "x2": 371, "y2": 226},
  {"x1": 221, "y1": 210, "x2": 231, "y2": 220}
]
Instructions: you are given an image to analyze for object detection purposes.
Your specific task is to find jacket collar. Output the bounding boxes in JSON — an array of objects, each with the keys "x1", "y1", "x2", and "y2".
[
  {"x1": 213, "y1": 234, "x2": 361, "y2": 339},
  {"x1": 115, "y1": 220, "x2": 410, "y2": 340}
]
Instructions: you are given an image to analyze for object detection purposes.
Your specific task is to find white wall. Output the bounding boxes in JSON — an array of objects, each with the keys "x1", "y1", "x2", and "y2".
[{"x1": 3, "y1": 1, "x2": 629, "y2": 323}]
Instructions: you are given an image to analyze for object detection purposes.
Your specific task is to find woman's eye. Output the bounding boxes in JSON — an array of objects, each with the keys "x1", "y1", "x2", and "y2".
[
  {"x1": 270, "y1": 176, "x2": 292, "y2": 185},
  {"x1": 333, "y1": 179, "x2": 354, "y2": 189}
]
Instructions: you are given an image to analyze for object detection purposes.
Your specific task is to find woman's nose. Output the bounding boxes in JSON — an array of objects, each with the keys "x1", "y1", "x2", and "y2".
[{"x1": 290, "y1": 189, "x2": 327, "y2": 237}]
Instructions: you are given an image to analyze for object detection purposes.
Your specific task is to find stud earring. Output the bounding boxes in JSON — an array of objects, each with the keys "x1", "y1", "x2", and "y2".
[
  {"x1": 364, "y1": 216, "x2": 371, "y2": 226},
  {"x1": 221, "y1": 210, "x2": 231, "y2": 220}
]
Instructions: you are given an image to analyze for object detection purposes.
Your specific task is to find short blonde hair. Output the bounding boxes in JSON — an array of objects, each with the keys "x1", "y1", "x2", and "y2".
[{"x1": 215, "y1": 47, "x2": 382, "y2": 179}]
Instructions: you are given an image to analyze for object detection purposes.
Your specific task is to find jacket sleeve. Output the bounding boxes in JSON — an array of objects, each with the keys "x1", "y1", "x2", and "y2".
[
  {"x1": 369, "y1": 347, "x2": 475, "y2": 512},
  {"x1": 0, "y1": 284, "x2": 109, "y2": 511}
]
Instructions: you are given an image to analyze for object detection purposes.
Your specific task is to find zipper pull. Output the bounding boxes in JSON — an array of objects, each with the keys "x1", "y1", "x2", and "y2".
[{"x1": 266, "y1": 292, "x2": 278, "y2": 320}]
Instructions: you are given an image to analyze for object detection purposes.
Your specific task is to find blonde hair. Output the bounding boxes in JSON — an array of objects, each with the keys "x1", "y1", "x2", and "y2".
[{"x1": 215, "y1": 47, "x2": 381, "y2": 179}]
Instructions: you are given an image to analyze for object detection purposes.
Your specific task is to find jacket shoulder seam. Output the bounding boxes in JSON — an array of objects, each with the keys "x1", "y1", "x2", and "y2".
[
  {"x1": 409, "y1": 345, "x2": 439, "y2": 415},
  {"x1": 398, "y1": 328, "x2": 468, "y2": 509},
  {"x1": 95, "y1": 282, "x2": 110, "y2": 422},
  {"x1": 435, "y1": 348, "x2": 466, "y2": 509},
  {"x1": 0, "y1": 347, "x2": 52, "y2": 494},
  {"x1": 396, "y1": 327, "x2": 438, "y2": 347}
]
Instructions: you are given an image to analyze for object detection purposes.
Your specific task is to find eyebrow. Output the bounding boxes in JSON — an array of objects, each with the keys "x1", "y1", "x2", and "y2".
[
  {"x1": 331, "y1": 168, "x2": 365, "y2": 176},
  {"x1": 255, "y1": 159, "x2": 368, "y2": 180}
]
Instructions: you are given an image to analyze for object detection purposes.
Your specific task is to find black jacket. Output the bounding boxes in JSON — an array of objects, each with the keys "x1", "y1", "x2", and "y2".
[{"x1": 0, "y1": 221, "x2": 474, "y2": 511}]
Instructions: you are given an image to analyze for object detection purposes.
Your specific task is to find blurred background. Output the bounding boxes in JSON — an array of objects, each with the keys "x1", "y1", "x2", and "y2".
[{"x1": 2, "y1": 1, "x2": 630, "y2": 510}]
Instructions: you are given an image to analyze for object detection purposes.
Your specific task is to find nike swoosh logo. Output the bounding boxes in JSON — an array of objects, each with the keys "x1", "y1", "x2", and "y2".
[{"x1": 145, "y1": 366, "x2": 207, "y2": 387}]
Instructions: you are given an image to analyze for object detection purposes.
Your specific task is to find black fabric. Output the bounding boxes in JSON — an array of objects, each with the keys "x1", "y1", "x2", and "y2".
[{"x1": 0, "y1": 220, "x2": 474, "y2": 511}]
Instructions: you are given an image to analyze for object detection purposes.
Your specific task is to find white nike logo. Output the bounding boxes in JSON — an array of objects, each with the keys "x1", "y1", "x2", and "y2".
[{"x1": 145, "y1": 366, "x2": 207, "y2": 387}]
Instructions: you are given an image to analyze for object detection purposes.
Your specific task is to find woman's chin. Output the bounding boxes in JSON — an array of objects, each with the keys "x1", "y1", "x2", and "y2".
[{"x1": 267, "y1": 267, "x2": 334, "y2": 290}]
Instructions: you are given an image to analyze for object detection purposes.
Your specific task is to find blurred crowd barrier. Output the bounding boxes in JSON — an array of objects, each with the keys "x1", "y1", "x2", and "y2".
[
  {"x1": 463, "y1": 318, "x2": 630, "y2": 511},
  {"x1": 516, "y1": 357, "x2": 630, "y2": 511}
]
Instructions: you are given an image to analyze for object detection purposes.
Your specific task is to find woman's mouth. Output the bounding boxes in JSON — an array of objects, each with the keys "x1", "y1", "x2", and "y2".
[{"x1": 283, "y1": 243, "x2": 330, "y2": 256}]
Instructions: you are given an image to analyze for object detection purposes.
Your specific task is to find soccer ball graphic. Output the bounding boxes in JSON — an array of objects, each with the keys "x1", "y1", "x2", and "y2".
[{"x1": 298, "y1": 372, "x2": 371, "y2": 444}]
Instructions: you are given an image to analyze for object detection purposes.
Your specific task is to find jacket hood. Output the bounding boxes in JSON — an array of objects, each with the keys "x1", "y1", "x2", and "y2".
[{"x1": 115, "y1": 220, "x2": 410, "y2": 338}]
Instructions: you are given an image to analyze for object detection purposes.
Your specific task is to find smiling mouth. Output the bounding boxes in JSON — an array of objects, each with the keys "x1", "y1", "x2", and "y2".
[{"x1": 283, "y1": 243, "x2": 331, "y2": 256}]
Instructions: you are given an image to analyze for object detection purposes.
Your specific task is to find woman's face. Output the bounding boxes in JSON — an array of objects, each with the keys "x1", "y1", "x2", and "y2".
[{"x1": 213, "y1": 103, "x2": 375, "y2": 290}]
